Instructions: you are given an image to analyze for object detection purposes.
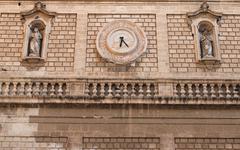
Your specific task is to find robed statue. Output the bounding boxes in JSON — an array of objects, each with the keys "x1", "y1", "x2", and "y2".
[
  {"x1": 28, "y1": 27, "x2": 42, "y2": 57},
  {"x1": 200, "y1": 28, "x2": 213, "y2": 58}
]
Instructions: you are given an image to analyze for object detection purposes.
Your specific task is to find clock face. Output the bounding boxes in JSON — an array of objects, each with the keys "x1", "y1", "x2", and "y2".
[
  {"x1": 96, "y1": 20, "x2": 147, "y2": 65},
  {"x1": 107, "y1": 29, "x2": 137, "y2": 54}
]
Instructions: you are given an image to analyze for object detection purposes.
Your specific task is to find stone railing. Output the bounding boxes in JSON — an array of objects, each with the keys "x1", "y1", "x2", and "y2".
[
  {"x1": 85, "y1": 80, "x2": 158, "y2": 98},
  {"x1": 174, "y1": 82, "x2": 240, "y2": 99},
  {"x1": 0, "y1": 78, "x2": 240, "y2": 103},
  {"x1": 0, "y1": 80, "x2": 69, "y2": 97}
]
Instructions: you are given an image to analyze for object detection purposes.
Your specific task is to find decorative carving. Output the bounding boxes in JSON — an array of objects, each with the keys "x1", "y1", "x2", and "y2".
[
  {"x1": 96, "y1": 20, "x2": 147, "y2": 65},
  {"x1": 21, "y1": 2, "x2": 56, "y2": 65},
  {"x1": 187, "y1": 1, "x2": 222, "y2": 65}
]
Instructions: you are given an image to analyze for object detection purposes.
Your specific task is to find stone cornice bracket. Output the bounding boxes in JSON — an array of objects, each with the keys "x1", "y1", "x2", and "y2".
[
  {"x1": 187, "y1": 1, "x2": 222, "y2": 26},
  {"x1": 20, "y1": 1, "x2": 56, "y2": 23}
]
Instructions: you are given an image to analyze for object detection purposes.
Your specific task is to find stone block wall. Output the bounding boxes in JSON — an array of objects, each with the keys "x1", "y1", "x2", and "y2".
[
  {"x1": 0, "y1": 13, "x2": 76, "y2": 72},
  {"x1": 167, "y1": 14, "x2": 240, "y2": 73},
  {"x1": 0, "y1": 136, "x2": 68, "y2": 150},
  {"x1": 47, "y1": 14, "x2": 76, "y2": 72},
  {"x1": 86, "y1": 14, "x2": 158, "y2": 73},
  {"x1": 0, "y1": 13, "x2": 23, "y2": 71},
  {"x1": 175, "y1": 138, "x2": 240, "y2": 150},
  {"x1": 83, "y1": 137, "x2": 160, "y2": 150}
]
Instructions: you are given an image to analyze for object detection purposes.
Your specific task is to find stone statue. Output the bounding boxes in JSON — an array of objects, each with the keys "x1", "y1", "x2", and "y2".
[
  {"x1": 28, "y1": 27, "x2": 42, "y2": 57},
  {"x1": 200, "y1": 28, "x2": 213, "y2": 58}
]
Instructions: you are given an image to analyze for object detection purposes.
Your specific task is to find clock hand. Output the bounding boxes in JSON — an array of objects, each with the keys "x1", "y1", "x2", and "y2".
[
  {"x1": 119, "y1": 37, "x2": 129, "y2": 48},
  {"x1": 120, "y1": 37, "x2": 123, "y2": 47},
  {"x1": 123, "y1": 40, "x2": 129, "y2": 47}
]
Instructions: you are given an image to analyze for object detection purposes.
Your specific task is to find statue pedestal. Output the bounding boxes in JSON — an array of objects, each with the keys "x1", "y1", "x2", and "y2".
[
  {"x1": 23, "y1": 56, "x2": 45, "y2": 63},
  {"x1": 21, "y1": 57, "x2": 45, "y2": 70}
]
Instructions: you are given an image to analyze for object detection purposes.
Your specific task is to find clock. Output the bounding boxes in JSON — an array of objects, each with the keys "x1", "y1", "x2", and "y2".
[{"x1": 96, "y1": 20, "x2": 147, "y2": 65}]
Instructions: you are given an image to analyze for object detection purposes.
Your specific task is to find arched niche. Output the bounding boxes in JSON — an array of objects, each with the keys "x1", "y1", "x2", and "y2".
[
  {"x1": 27, "y1": 20, "x2": 46, "y2": 58},
  {"x1": 198, "y1": 21, "x2": 215, "y2": 58},
  {"x1": 187, "y1": 2, "x2": 222, "y2": 65},
  {"x1": 21, "y1": 2, "x2": 56, "y2": 65}
]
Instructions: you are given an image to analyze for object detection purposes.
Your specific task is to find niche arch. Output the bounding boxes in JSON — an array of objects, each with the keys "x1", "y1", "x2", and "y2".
[
  {"x1": 21, "y1": 2, "x2": 56, "y2": 64},
  {"x1": 187, "y1": 1, "x2": 222, "y2": 65}
]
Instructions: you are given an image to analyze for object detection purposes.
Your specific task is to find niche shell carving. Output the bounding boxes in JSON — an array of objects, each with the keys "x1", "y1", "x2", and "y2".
[{"x1": 96, "y1": 20, "x2": 147, "y2": 64}]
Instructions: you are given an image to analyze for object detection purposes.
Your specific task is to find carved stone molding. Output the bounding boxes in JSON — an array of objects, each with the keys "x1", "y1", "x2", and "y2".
[
  {"x1": 187, "y1": 1, "x2": 222, "y2": 65},
  {"x1": 20, "y1": 2, "x2": 56, "y2": 67}
]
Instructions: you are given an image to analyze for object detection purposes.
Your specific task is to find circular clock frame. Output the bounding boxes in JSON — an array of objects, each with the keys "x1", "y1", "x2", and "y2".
[{"x1": 96, "y1": 20, "x2": 148, "y2": 65}]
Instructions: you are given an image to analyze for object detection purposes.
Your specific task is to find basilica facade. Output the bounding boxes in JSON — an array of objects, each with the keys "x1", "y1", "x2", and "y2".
[{"x1": 0, "y1": 0, "x2": 240, "y2": 149}]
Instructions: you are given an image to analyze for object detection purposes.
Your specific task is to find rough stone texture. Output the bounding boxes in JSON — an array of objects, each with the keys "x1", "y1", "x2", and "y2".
[
  {"x1": 0, "y1": 136, "x2": 68, "y2": 150},
  {"x1": 86, "y1": 14, "x2": 158, "y2": 73},
  {"x1": 0, "y1": 13, "x2": 76, "y2": 72},
  {"x1": 83, "y1": 137, "x2": 160, "y2": 149},
  {"x1": 175, "y1": 138, "x2": 240, "y2": 150},
  {"x1": 167, "y1": 14, "x2": 240, "y2": 73}
]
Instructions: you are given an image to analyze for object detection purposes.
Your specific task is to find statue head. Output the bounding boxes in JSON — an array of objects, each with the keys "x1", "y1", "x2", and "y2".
[{"x1": 34, "y1": 27, "x2": 39, "y2": 32}]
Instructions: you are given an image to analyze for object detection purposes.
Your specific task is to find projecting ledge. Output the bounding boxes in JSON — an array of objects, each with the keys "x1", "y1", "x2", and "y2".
[{"x1": 0, "y1": 96, "x2": 240, "y2": 106}]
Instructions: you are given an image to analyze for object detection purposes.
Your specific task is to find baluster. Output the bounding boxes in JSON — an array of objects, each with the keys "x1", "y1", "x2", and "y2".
[
  {"x1": 195, "y1": 84, "x2": 200, "y2": 98},
  {"x1": 26, "y1": 82, "x2": 32, "y2": 97},
  {"x1": 188, "y1": 84, "x2": 193, "y2": 98},
  {"x1": 19, "y1": 82, "x2": 24, "y2": 96},
  {"x1": 116, "y1": 83, "x2": 121, "y2": 98},
  {"x1": 4, "y1": 83, "x2": 9, "y2": 96},
  {"x1": 92, "y1": 83, "x2": 97, "y2": 96},
  {"x1": 12, "y1": 82, "x2": 17, "y2": 96},
  {"x1": 123, "y1": 83, "x2": 128, "y2": 98},
  {"x1": 119, "y1": 83, "x2": 124, "y2": 98},
  {"x1": 180, "y1": 83, "x2": 185, "y2": 98},
  {"x1": 226, "y1": 84, "x2": 231, "y2": 98},
  {"x1": 219, "y1": 84, "x2": 224, "y2": 98},
  {"x1": 100, "y1": 83, "x2": 105, "y2": 97},
  {"x1": 108, "y1": 83, "x2": 113, "y2": 98},
  {"x1": 146, "y1": 83, "x2": 151, "y2": 97},
  {"x1": 42, "y1": 83, "x2": 48, "y2": 96},
  {"x1": 138, "y1": 83, "x2": 144, "y2": 98},
  {"x1": 203, "y1": 84, "x2": 208, "y2": 98},
  {"x1": 174, "y1": 84, "x2": 179, "y2": 97},
  {"x1": 34, "y1": 82, "x2": 40, "y2": 96},
  {"x1": 210, "y1": 84, "x2": 216, "y2": 98},
  {"x1": 85, "y1": 83, "x2": 90, "y2": 97},
  {"x1": 50, "y1": 84, "x2": 55, "y2": 96},
  {"x1": 92, "y1": 83, "x2": 97, "y2": 97},
  {"x1": 233, "y1": 84, "x2": 239, "y2": 98},
  {"x1": 58, "y1": 83, "x2": 63, "y2": 96}
]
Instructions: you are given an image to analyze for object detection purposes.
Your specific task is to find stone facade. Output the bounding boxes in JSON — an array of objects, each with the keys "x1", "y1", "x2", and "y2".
[
  {"x1": 0, "y1": 0, "x2": 240, "y2": 150},
  {"x1": 175, "y1": 138, "x2": 240, "y2": 150},
  {"x1": 168, "y1": 14, "x2": 240, "y2": 73},
  {"x1": 0, "y1": 13, "x2": 76, "y2": 72},
  {"x1": 0, "y1": 136, "x2": 68, "y2": 150}
]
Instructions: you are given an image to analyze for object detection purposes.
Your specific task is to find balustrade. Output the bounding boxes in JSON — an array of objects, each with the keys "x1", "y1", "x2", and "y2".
[
  {"x1": 85, "y1": 81, "x2": 158, "y2": 98},
  {"x1": 0, "y1": 81, "x2": 68, "y2": 97},
  {"x1": 0, "y1": 79, "x2": 240, "y2": 100},
  {"x1": 174, "y1": 83, "x2": 240, "y2": 99}
]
